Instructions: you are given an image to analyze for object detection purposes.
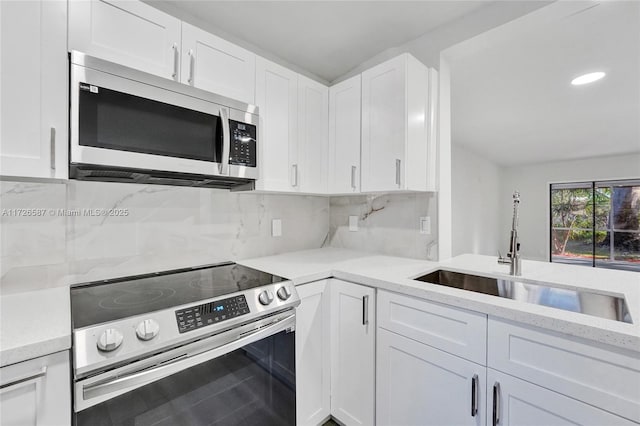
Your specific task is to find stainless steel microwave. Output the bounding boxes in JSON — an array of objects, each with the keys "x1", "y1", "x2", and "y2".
[{"x1": 69, "y1": 51, "x2": 258, "y2": 190}]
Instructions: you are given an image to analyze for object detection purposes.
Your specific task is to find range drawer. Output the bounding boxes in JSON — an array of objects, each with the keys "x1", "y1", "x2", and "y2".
[
  {"x1": 377, "y1": 290, "x2": 487, "y2": 364},
  {"x1": 488, "y1": 317, "x2": 640, "y2": 423}
]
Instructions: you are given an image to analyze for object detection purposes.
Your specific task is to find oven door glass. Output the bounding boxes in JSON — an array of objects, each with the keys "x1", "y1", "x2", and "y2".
[
  {"x1": 75, "y1": 330, "x2": 295, "y2": 426},
  {"x1": 78, "y1": 84, "x2": 223, "y2": 162}
]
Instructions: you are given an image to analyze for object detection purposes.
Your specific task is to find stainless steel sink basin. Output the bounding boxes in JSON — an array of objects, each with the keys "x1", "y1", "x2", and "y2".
[{"x1": 415, "y1": 270, "x2": 632, "y2": 324}]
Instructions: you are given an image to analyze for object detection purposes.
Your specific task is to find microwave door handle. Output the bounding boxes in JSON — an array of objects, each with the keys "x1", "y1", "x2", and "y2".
[{"x1": 219, "y1": 108, "x2": 230, "y2": 175}]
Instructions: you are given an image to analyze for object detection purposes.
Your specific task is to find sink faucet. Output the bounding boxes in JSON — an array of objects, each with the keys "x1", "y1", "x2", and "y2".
[{"x1": 498, "y1": 191, "x2": 522, "y2": 276}]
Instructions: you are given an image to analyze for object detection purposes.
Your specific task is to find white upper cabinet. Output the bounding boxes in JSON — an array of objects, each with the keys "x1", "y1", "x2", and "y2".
[
  {"x1": 329, "y1": 75, "x2": 361, "y2": 194},
  {"x1": 297, "y1": 75, "x2": 329, "y2": 194},
  {"x1": 254, "y1": 57, "x2": 299, "y2": 192},
  {"x1": 181, "y1": 23, "x2": 256, "y2": 105},
  {"x1": 68, "y1": 0, "x2": 181, "y2": 81},
  {"x1": 0, "y1": 0, "x2": 68, "y2": 179},
  {"x1": 361, "y1": 53, "x2": 438, "y2": 192}
]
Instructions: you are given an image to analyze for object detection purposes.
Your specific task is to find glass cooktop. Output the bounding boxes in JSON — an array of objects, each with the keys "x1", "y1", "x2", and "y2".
[{"x1": 71, "y1": 263, "x2": 284, "y2": 328}]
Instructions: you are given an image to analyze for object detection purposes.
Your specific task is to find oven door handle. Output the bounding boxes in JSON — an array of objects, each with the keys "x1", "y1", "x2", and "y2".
[{"x1": 80, "y1": 313, "x2": 295, "y2": 408}]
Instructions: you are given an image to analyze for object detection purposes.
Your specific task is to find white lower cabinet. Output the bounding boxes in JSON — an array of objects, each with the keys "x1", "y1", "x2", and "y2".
[
  {"x1": 486, "y1": 368, "x2": 636, "y2": 426},
  {"x1": 377, "y1": 328, "x2": 486, "y2": 426},
  {"x1": 296, "y1": 280, "x2": 331, "y2": 425},
  {"x1": 376, "y1": 290, "x2": 487, "y2": 426},
  {"x1": 330, "y1": 279, "x2": 375, "y2": 426},
  {"x1": 0, "y1": 351, "x2": 70, "y2": 426}
]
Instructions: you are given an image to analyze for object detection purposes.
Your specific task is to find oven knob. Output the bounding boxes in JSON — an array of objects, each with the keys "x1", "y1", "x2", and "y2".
[
  {"x1": 136, "y1": 319, "x2": 160, "y2": 341},
  {"x1": 96, "y1": 328, "x2": 124, "y2": 352},
  {"x1": 277, "y1": 286, "x2": 291, "y2": 301},
  {"x1": 258, "y1": 290, "x2": 274, "y2": 305}
]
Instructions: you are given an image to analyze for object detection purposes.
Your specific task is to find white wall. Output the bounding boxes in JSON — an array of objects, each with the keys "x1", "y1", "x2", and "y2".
[
  {"x1": 500, "y1": 153, "x2": 640, "y2": 261},
  {"x1": 451, "y1": 143, "x2": 503, "y2": 257}
]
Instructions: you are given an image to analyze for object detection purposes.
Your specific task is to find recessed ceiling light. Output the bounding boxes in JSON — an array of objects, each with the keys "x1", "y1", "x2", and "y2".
[{"x1": 571, "y1": 72, "x2": 606, "y2": 86}]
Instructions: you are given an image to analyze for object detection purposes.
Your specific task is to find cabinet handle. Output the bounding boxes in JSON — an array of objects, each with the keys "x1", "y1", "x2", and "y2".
[
  {"x1": 0, "y1": 367, "x2": 47, "y2": 390},
  {"x1": 49, "y1": 127, "x2": 56, "y2": 171},
  {"x1": 187, "y1": 49, "x2": 195, "y2": 85},
  {"x1": 291, "y1": 164, "x2": 298, "y2": 187},
  {"x1": 171, "y1": 43, "x2": 179, "y2": 80},
  {"x1": 362, "y1": 295, "x2": 369, "y2": 325},
  {"x1": 351, "y1": 165, "x2": 357, "y2": 190},
  {"x1": 471, "y1": 374, "x2": 479, "y2": 417},
  {"x1": 395, "y1": 159, "x2": 401, "y2": 187},
  {"x1": 492, "y1": 382, "x2": 501, "y2": 426}
]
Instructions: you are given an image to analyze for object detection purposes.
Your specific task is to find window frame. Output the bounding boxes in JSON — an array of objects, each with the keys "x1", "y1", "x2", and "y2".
[{"x1": 549, "y1": 178, "x2": 640, "y2": 271}]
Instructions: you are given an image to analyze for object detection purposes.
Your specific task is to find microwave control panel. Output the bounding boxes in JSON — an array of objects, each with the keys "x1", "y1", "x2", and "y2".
[{"x1": 229, "y1": 120, "x2": 257, "y2": 167}]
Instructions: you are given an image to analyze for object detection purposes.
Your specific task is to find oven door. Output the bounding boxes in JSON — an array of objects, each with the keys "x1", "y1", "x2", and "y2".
[
  {"x1": 74, "y1": 312, "x2": 295, "y2": 426},
  {"x1": 70, "y1": 62, "x2": 231, "y2": 177}
]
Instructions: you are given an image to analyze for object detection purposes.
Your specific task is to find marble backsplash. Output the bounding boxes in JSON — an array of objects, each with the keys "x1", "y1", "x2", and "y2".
[
  {"x1": 326, "y1": 193, "x2": 438, "y2": 260},
  {"x1": 0, "y1": 180, "x2": 329, "y2": 293},
  {"x1": 1, "y1": 180, "x2": 438, "y2": 294}
]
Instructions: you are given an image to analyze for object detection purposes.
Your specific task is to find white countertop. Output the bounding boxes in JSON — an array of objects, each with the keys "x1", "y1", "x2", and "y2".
[
  {"x1": 240, "y1": 248, "x2": 640, "y2": 352},
  {"x1": 0, "y1": 286, "x2": 71, "y2": 367},
  {"x1": 1, "y1": 248, "x2": 637, "y2": 367}
]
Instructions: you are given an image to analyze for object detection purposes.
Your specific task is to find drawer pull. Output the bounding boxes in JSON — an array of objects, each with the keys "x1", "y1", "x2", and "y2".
[
  {"x1": 0, "y1": 367, "x2": 47, "y2": 390},
  {"x1": 362, "y1": 295, "x2": 369, "y2": 325},
  {"x1": 471, "y1": 374, "x2": 479, "y2": 417},
  {"x1": 492, "y1": 381, "x2": 501, "y2": 426}
]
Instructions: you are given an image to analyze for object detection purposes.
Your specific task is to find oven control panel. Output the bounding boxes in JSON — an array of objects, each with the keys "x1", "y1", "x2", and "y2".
[
  {"x1": 229, "y1": 120, "x2": 257, "y2": 167},
  {"x1": 175, "y1": 295, "x2": 250, "y2": 333}
]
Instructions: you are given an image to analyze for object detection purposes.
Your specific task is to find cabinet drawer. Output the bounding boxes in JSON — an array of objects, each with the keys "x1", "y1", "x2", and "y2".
[
  {"x1": 0, "y1": 351, "x2": 71, "y2": 426},
  {"x1": 488, "y1": 318, "x2": 640, "y2": 423},
  {"x1": 377, "y1": 290, "x2": 487, "y2": 365}
]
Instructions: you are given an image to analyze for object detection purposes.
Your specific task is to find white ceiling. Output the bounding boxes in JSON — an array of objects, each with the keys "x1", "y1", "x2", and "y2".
[
  {"x1": 152, "y1": 1, "x2": 492, "y2": 82},
  {"x1": 447, "y1": 1, "x2": 640, "y2": 167}
]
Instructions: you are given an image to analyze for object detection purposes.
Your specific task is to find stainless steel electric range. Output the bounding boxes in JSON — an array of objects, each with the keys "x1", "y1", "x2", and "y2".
[{"x1": 70, "y1": 262, "x2": 299, "y2": 426}]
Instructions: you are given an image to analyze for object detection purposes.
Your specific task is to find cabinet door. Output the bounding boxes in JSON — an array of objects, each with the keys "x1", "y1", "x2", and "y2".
[
  {"x1": 68, "y1": 0, "x2": 181, "y2": 80},
  {"x1": 0, "y1": 351, "x2": 71, "y2": 426},
  {"x1": 486, "y1": 368, "x2": 637, "y2": 426},
  {"x1": 377, "y1": 328, "x2": 486, "y2": 426},
  {"x1": 361, "y1": 55, "x2": 406, "y2": 192},
  {"x1": 254, "y1": 57, "x2": 299, "y2": 192},
  {"x1": 0, "y1": 0, "x2": 68, "y2": 179},
  {"x1": 330, "y1": 279, "x2": 375, "y2": 426},
  {"x1": 181, "y1": 22, "x2": 255, "y2": 105},
  {"x1": 296, "y1": 280, "x2": 331, "y2": 426},
  {"x1": 329, "y1": 75, "x2": 361, "y2": 194},
  {"x1": 298, "y1": 75, "x2": 329, "y2": 194}
]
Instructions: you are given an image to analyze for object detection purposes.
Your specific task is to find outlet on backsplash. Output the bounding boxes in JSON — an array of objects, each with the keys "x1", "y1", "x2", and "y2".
[
  {"x1": 272, "y1": 219, "x2": 282, "y2": 237},
  {"x1": 349, "y1": 216, "x2": 359, "y2": 232},
  {"x1": 420, "y1": 217, "x2": 431, "y2": 235}
]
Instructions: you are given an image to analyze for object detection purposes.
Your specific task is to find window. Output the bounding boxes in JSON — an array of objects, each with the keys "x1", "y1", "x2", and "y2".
[{"x1": 550, "y1": 179, "x2": 640, "y2": 272}]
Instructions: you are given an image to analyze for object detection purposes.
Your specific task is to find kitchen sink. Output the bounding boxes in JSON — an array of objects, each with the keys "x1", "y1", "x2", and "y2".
[{"x1": 415, "y1": 270, "x2": 632, "y2": 324}]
